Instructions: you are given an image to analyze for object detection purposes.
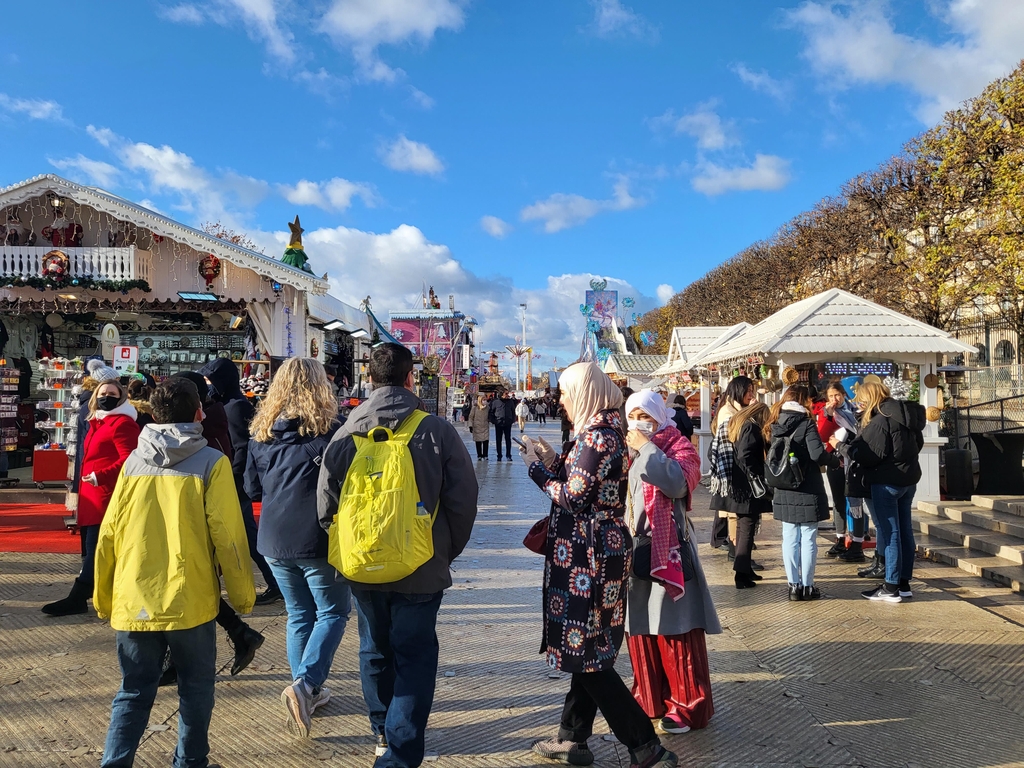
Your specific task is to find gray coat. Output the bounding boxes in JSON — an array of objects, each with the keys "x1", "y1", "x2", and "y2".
[
  {"x1": 468, "y1": 403, "x2": 491, "y2": 442},
  {"x1": 626, "y1": 441, "x2": 722, "y2": 637},
  {"x1": 317, "y1": 386, "x2": 479, "y2": 594}
]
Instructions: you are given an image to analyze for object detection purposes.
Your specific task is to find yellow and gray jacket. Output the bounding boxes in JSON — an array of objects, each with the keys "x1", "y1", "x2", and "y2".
[{"x1": 94, "y1": 422, "x2": 255, "y2": 631}]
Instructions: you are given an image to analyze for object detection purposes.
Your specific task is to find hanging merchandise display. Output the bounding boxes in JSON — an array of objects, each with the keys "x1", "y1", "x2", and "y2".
[{"x1": 33, "y1": 357, "x2": 84, "y2": 487}]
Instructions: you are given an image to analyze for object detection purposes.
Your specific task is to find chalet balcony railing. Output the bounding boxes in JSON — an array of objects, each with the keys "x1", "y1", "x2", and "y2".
[{"x1": 0, "y1": 245, "x2": 152, "y2": 284}]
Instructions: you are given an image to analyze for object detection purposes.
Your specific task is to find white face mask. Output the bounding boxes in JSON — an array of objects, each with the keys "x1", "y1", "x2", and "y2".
[{"x1": 628, "y1": 419, "x2": 656, "y2": 436}]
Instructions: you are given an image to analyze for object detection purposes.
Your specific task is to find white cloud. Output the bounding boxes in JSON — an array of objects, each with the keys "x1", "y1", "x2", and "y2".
[
  {"x1": 320, "y1": 0, "x2": 465, "y2": 82},
  {"x1": 650, "y1": 102, "x2": 734, "y2": 150},
  {"x1": 480, "y1": 215, "x2": 512, "y2": 239},
  {"x1": 787, "y1": 0, "x2": 1024, "y2": 123},
  {"x1": 521, "y1": 177, "x2": 645, "y2": 233},
  {"x1": 0, "y1": 93, "x2": 63, "y2": 121},
  {"x1": 731, "y1": 63, "x2": 789, "y2": 101},
  {"x1": 279, "y1": 178, "x2": 378, "y2": 211},
  {"x1": 87, "y1": 125, "x2": 117, "y2": 147},
  {"x1": 656, "y1": 284, "x2": 675, "y2": 304},
  {"x1": 588, "y1": 0, "x2": 658, "y2": 41},
  {"x1": 158, "y1": 4, "x2": 205, "y2": 24},
  {"x1": 691, "y1": 154, "x2": 791, "y2": 196},
  {"x1": 48, "y1": 155, "x2": 120, "y2": 188},
  {"x1": 380, "y1": 134, "x2": 445, "y2": 175},
  {"x1": 408, "y1": 86, "x2": 435, "y2": 109}
]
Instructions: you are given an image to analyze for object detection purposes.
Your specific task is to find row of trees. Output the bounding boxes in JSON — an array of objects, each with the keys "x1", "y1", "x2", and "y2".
[{"x1": 640, "y1": 61, "x2": 1024, "y2": 357}]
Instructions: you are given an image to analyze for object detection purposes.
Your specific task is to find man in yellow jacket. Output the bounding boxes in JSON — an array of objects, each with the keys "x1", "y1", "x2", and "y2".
[{"x1": 94, "y1": 377, "x2": 255, "y2": 768}]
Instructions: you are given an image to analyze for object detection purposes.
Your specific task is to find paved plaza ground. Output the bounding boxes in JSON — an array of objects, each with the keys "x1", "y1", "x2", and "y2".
[{"x1": 2, "y1": 423, "x2": 1024, "y2": 767}]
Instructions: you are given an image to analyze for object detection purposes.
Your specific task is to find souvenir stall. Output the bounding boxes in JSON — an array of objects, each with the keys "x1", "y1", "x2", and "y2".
[
  {"x1": 684, "y1": 289, "x2": 977, "y2": 504},
  {"x1": 0, "y1": 363, "x2": 20, "y2": 487},
  {"x1": 306, "y1": 290, "x2": 373, "y2": 397},
  {"x1": 0, "y1": 174, "x2": 329, "y2": 477}
]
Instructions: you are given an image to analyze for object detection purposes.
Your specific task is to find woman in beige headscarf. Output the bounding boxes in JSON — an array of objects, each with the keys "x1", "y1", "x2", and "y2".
[{"x1": 521, "y1": 362, "x2": 678, "y2": 768}]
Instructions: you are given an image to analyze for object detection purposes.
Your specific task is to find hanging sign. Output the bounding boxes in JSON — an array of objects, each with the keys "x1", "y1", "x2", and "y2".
[
  {"x1": 101, "y1": 324, "x2": 121, "y2": 361},
  {"x1": 113, "y1": 345, "x2": 138, "y2": 375}
]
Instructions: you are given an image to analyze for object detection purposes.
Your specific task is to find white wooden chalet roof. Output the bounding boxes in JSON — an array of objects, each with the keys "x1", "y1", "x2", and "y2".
[
  {"x1": 687, "y1": 288, "x2": 977, "y2": 368},
  {"x1": 0, "y1": 174, "x2": 329, "y2": 295},
  {"x1": 654, "y1": 324, "x2": 749, "y2": 375}
]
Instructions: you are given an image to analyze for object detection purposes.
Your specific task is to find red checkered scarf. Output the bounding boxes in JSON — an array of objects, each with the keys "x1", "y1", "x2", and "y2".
[{"x1": 643, "y1": 426, "x2": 701, "y2": 600}]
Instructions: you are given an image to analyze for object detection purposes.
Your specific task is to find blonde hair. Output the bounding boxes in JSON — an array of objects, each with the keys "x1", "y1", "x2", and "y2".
[
  {"x1": 763, "y1": 385, "x2": 811, "y2": 441},
  {"x1": 88, "y1": 380, "x2": 127, "y2": 419},
  {"x1": 250, "y1": 357, "x2": 338, "y2": 442},
  {"x1": 855, "y1": 381, "x2": 891, "y2": 428},
  {"x1": 477, "y1": 395, "x2": 487, "y2": 409},
  {"x1": 728, "y1": 402, "x2": 770, "y2": 445}
]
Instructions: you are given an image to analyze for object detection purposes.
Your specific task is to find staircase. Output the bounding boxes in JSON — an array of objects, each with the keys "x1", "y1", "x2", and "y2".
[{"x1": 912, "y1": 496, "x2": 1024, "y2": 593}]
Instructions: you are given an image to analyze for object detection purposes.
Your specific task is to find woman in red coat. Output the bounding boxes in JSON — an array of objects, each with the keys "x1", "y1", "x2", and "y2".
[{"x1": 42, "y1": 374, "x2": 140, "y2": 616}]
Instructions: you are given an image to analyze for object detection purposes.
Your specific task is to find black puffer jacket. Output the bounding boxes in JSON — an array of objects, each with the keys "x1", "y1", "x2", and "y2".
[
  {"x1": 840, "y1": 399, "x2": 925, "y2": 488},
  {"x1": 769, "y1": 408, "x2": 839, "y2": 524},
  {"x1": 198, "y1": 358, "x2": 255, "y2": 477},
  {"x1": 726, "y1": 421, "x2": 774, "y2": 516}
]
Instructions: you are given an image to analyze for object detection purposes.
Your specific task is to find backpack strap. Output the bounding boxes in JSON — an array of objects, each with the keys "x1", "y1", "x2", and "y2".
[{"x1": 393, "y1": 410, "x2": 429, "y2": 444}]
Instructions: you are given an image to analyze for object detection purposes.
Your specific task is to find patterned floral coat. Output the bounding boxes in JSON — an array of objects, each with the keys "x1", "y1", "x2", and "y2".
[{"x1": 529, "y1": 408, "x2": 630, "y2": 674}]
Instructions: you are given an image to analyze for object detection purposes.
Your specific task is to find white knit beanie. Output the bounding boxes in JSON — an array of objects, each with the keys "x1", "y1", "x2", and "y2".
[{"x1": 87, "y1": 358, "x2": 119, "y2": 384}]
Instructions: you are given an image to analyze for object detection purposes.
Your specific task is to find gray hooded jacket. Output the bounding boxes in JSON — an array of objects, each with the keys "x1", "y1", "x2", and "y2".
[{"x1": 317, "y1": 386, "x2": 479, "y2": 594}]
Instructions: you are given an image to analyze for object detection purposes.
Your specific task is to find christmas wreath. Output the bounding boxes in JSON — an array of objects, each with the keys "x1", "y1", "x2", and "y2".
[{"x1": 198, "y1": 254, "x2": 222, "y2": 288}]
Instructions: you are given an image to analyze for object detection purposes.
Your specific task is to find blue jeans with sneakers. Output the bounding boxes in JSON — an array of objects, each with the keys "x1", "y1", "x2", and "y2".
[
  {"x1": 871, "y1": 483, "x2": 916, "y2": 586},
  {"x1": 102, "y1": 621, "x2": 216, "y2": 768},
  {"x1": 267, "y1": 557, "x2": 352, "y2": 691},
  {"x1": 781, "y1": 522, "x2": 818, "y2": 587},
  {"x1": 354, "y1": 589, "x2": 444, "y2": 768}
]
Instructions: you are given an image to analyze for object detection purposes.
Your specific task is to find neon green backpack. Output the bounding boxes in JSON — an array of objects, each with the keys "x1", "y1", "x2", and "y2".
[{"x1": 328, "y1": 410, "x2": 436, "y2": 584}]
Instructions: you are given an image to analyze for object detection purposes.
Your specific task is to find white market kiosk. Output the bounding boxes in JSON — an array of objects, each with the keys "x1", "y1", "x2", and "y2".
[{"x1": 678, "y1": 289, "x2": 977, "y2": 504}]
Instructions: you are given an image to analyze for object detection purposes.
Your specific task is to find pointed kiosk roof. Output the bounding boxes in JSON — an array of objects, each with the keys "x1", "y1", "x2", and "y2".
[
  {"x1": 687, "y1": 288, "x2": 977, "y2": 368},
  {"x1": 0, "y1": 174, "x2": 329, "y2": 295},
  {"x1": 654, "y1": 323, "x2": 750, "y2": 375}
]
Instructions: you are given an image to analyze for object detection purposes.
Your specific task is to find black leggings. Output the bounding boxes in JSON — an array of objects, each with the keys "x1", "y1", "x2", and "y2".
[
  {"x1": 558, "y1": 669, "x2": 657, "y2": 750},
  {"x1": 474, "y1": 440, "x2": 489, "y2": 458},
  {"x1": 495, "y1": 423, "x2": 513, "y2": 458},
  {"x1": 733, "y1": 514, "x2": 759, "y2": 575},
  {"x1": 77, "y1": 524, "x2": 101, "y2": 590}
]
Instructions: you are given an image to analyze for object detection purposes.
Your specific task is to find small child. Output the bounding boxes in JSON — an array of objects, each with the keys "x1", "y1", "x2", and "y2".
[{"x1": 94, "y1": 377, "x2": 255, "y2": 767}]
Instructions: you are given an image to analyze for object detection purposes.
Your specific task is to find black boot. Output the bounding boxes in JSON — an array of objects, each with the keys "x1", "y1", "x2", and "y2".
[
  {"x1": 825, "y1": 539, "x2": 847, "y2": 558},
  {"x1": 41, "y1": 579, "x2": 90, "y2": 616},
  {"x1": 735, "y1": 573, "x2": 758, "y2": 589},
  {"x1": 229, "y1": 625, "x2": 265, "y2": 675},
  {"x1": 839, "y1": 541, "x2": 865, "y2": 563},
  {"x1": 858, "y1": 550, "x2": 885, "y2": 578}
]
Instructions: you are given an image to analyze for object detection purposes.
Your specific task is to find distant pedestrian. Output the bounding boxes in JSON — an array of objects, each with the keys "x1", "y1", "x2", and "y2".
[
  {"x1": 558, "y1": 398, "x2": 572, "y2": 445},
  {"x1": 624, "y1": 390, "x2": 720, "y2": 736},
  {"x1": 94, "y1": 377, "x2": 255, "y2": 768},
  {"x1": 318, "y1": 343, "x2": 478, "y2": 766},
  {"x1": 244, "y1": 358, "x2": 349, "y2": 738},
  {"x1": 523, "y1": 363, "x2": 678, "y2": 768},
  {"x1": 536, "y1": 400, "x2": 548, "y2": 425},
  {"x1": 468, "y1": 394, "x2": 491, "y2": 460},
  {"x1": 764, "y1": 386, "x2": 839, "y2": 601},
  {"x1": 516, "y1": 398, "x2": 530, "y2": 432},
  {"x1": 490, "y1": 390, "x2": 515, "y2": 460}
]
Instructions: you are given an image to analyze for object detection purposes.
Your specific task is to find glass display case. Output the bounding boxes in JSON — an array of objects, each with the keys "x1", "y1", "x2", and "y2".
[{"x1": 33, "y1": 358, "x2": 84, "y2": 488}]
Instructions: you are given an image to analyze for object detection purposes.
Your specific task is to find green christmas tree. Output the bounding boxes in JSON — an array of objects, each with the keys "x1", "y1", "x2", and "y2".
[{"x1": 281, "y1": 215, "x2": 313, "y2": 274}]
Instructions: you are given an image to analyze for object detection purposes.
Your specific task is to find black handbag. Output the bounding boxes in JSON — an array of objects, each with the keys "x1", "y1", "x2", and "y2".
[{"x1": 629, "y1": 492, "x2": 696, "y2": 583}]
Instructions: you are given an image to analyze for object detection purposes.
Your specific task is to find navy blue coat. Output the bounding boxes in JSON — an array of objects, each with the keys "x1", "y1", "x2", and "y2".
[{"x1": 244, "y1": 418, "x2": 340, "y2": 560}]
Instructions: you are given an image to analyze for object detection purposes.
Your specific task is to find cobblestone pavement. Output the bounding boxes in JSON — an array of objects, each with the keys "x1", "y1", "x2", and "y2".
[{"x1": 3, "y1": 423, "x2": 1024, "y2": 767}]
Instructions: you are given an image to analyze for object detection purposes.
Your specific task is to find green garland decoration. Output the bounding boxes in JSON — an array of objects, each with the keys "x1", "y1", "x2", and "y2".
[{"x1": 5, "y1": 276, "x2": 152, "y2": 294}]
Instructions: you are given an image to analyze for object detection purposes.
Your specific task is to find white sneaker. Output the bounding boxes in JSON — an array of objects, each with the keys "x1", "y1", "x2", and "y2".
[
  {"x1": 375, "y1": 734, "x2": 388, "y2": 757},
  {"x1": 311, "y1": 686, "x2": 331, "y2": 713},
  {"x1": 862, "y1": 585, "x2": 901, "y2": 603},
  {"x1": 658, "y1": 716, "x2": 691, "y2": 735},
  {"x1": 281, "y1": 679, "x2": 313, "y2": 738}
]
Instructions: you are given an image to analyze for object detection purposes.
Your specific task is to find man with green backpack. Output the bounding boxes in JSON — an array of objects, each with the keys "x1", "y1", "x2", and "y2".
[{"x1": 317, "y1": 343, "x2": 478, "y2": 768}]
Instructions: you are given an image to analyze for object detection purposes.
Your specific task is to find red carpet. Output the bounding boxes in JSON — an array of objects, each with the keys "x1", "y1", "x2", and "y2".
[{"x1": 0, "y1": 503, "x2": 262, "y2": 554}]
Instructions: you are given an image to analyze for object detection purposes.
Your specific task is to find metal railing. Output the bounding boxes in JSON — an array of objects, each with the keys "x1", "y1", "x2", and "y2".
[
  {"x1": 942, "y1": 394, "x2": 1024, "y2": 450},
  {"x1": 0, "y1": 245, "x2": 152, "y2": 282}
]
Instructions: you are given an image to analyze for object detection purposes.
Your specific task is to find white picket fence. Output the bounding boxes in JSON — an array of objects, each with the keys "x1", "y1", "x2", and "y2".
[{"x1": 0, "y1": 245, "x2": 152, "y2": 283}]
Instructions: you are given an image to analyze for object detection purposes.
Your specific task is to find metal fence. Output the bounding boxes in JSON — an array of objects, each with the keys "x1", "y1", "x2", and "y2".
[{"x1": 940, "y1": 394, "x2": 1024, "y2": 450}]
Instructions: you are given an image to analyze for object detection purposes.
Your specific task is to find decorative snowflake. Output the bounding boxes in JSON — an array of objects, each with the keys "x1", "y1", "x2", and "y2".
[
  {"x1": 391, "y1": 328, "x2": 404, "y2": 340},
  {"x1": 622, "y1": 297, "x2": 635, "y2": 308}
]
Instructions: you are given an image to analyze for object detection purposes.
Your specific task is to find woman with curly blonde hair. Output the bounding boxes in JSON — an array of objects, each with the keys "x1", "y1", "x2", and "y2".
[{"x1": 243, "y1": 357, "x2": 350, "y2": 738}]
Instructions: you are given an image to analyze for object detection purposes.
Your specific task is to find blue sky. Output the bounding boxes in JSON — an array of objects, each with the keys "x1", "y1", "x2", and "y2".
[{"x1": 2, "y1": 0, "x2": 1024, "y2": 364}]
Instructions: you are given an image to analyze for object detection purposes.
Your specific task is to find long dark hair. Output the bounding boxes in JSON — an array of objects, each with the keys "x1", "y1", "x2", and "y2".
[
  {"x1": 762, "y1": 385, "x2": 811, "y2": 441},
  {"x1": 723, "y1": 376, "x2": 754, "y2": 408}
]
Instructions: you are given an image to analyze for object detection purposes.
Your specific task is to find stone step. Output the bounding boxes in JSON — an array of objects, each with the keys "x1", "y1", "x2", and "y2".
[
  {"x1": 912, "y1": 532, "x2": 1024, "y2": 593},
  {"x1": 971, "y1": 495, "x2": 1024, "y2": 517},
  {"x1": 912, "y1": 516, "x2": 1024, "y2": 566},
  {"x1": 917, "y1": 500, "x2": 1024, "y2": 539}
]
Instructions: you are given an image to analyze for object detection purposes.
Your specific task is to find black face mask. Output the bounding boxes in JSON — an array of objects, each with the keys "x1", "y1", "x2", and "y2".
[{"x1": 96, "y1": 395, "x2": 121, "y2": 412}]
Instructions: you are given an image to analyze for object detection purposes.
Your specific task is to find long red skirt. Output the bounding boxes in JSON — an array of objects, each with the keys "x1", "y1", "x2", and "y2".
[{"x1": 627, "y1": 629, "x2": 714, "y2": 729}]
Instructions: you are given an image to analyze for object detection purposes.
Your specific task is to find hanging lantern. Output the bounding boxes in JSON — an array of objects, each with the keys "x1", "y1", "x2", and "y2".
[{"x1": 198, "y1": 254, "x2": 222, "y2": 289}]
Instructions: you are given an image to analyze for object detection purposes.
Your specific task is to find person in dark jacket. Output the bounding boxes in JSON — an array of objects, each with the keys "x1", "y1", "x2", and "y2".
[
  {"x1": 198, "y1": 358, "x2": 280, "y2": 604},
  {"x1": 668, "y1": 394, "x2": 694, "y2": 439},
  {"x1": 816, "y1": 382, "x2": 867, "y2": 562},
  {"x1": 726, "y1": 403, "x2": 773, "y2": 588},
  {"x1": 245, "y1": 358, "x2": 348, "y2": 739},
  {"x1": 835, "y1": 382, "x2": 925, "y2": 603},
  {"x1": 317, "y1": 343, "x2": 478, "y2": 766},
  {"x1": 489, "y1": 389, "x2": 515, "y2": 461},
  {"x1": 173, "y1": 371, "x2": 233, "y2": 459},
  {"x1": 765, "y1": 386, "x2": 839, "y2": 601}
]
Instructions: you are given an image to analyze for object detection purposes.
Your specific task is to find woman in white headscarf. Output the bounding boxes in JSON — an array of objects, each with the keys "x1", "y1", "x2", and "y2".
[
  {"x1": 624, "y1": 390, "x2": 721, "y2": 736},
  {"x1": 522, "y1": 365, "x2": 678, "y2": 768}
]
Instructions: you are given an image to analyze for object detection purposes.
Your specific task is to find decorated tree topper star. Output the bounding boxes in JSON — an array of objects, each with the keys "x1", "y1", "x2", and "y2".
[
  {"x1": 281, "y1": 215, "x2": 313, "y2": 274},
  {"x1": 288, "y1": 215, "x2": 304, "y2": 248}
]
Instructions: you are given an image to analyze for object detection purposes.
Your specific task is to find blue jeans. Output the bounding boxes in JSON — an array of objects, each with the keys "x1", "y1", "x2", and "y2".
[
  {"x1": 102, "y1": 621, "x2": 217, "y2": 768},
  {"x1": 870, "y1": 483, "x2": 917, "y2": 585},
  {"x1": 267, "y1": 557, "x2": 352, "y2": 690},
  {"x1": 354, "y1": 589, "x2": 444, "y2": 768},
  {"x1": 781, "y1": 522, "x2": 818, "y2": 586}
]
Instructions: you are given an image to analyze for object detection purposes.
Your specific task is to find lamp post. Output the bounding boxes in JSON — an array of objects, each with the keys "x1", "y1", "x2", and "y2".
[{"x1": 520, "y1": 303, "x2": 527, "y2": 391}]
